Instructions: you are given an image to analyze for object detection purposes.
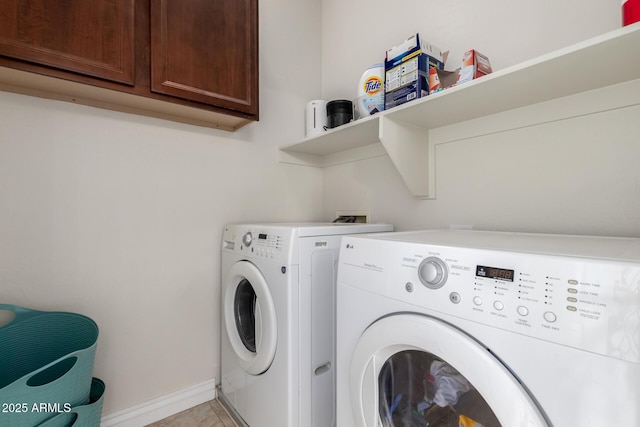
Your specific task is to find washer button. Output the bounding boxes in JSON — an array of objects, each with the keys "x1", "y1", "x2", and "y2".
[
  {"x1": 473, "y1": 296, "x2": 483, "y2": 306},
  {"x1": 449, "y1": 292, "x2": 461, "y2": 304},
  {"x1": 544, "y1": 311, "x2": 557, "y2": 323},
  {"x1": 493, "y1": 301, "x2": 504, "y2": 311},
  {"x1": 517, "y1": 306, "x2": 529, "y2": 316}
]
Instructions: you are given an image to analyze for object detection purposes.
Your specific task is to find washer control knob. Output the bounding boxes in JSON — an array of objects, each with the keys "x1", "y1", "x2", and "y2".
[
  {"x1": 242, "y1": 232, "x2": 253, "y2": 247},
  {"x1": 418, "y1": 257, "x2": 448, "y2": 289}
]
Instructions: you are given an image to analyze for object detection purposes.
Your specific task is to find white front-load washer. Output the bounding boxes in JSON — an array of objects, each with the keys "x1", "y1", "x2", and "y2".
[
  {"x1": 336, "y1": 230, "x2": 640, "y2": 427},
  {"x1": 218, "y1": 222, "x2": 393, "y2": 427}
]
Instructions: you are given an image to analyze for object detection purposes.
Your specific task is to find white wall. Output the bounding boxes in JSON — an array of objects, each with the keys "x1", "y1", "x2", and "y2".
[
  {"x1": 0, "y1": 0, "x2": 323, "y2": 416},
  {"x1": 1, "y1": 0, "x2": 637, "y2": 420},
  {"x1": 321, "y1": 0, "x2": 640, "y2": 238}
]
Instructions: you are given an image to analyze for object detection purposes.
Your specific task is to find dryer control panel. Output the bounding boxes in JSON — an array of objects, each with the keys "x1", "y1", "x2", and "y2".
[{"x1": 338, "y1": 230, "x2": 640, "y2": 363}]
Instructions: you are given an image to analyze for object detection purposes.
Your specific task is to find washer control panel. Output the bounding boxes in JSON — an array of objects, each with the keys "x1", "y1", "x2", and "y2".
[
  {"x1": 223, "y1": 226, "x2": 288, "y2": 262},
  {"x1": 251, "y1": 232, "x2": 284, "y2": 259},
  {"x1": 339, "y1": 233, "x2": 640, "y2": 363}
]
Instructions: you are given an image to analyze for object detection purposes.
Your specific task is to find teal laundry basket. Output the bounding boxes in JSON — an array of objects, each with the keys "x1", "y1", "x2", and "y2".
[
  {"x1": 35, "y1": 378, "x2": 106, "y2": 427},
  {"x1": 0, "y1": 304, "x2": 99, "y2": 427}
]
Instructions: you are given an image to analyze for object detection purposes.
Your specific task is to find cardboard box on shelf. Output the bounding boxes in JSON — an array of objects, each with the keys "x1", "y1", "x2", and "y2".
[
  {"x1": 385, "y1": 34, "x2": 447, "y2": 70},
  {"x1": 428, "y1": 68, "x2": 459, "y2": 94},
  {"x1": 457, "y1": 49, "x2": 492, "y2": 85},
  {"x1": 384, "y1": 34, "x2": 448, "y2": 110}
]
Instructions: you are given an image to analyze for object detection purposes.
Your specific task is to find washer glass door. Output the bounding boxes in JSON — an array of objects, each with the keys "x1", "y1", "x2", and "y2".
[
  {"x1": 224, "y1": 261, "x2": 277, "y2": 375},
  {"x1": 350, "y1": 314, "x2": 549, "y2": 427},
  {"x1": 234, "y1": 278, "x2": 259, "y2": 352}
]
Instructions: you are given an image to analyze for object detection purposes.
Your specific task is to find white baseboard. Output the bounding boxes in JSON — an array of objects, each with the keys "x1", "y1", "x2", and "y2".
[{"x1": 100, "y1": 379, "x2": 217, "y2": 427}]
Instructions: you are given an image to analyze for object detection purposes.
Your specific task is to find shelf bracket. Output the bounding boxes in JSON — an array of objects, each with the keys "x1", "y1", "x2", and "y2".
[{"x1": 379, "y1": 116, "x2": 432, "y2": 198}]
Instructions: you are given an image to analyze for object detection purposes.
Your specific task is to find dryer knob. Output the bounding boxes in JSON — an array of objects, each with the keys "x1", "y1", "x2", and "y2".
[
  {"x1": 242, "y1": 232, "x2": 253, "y2": 247},
  {"x1": 418, "y1": 257, "x2": 448, "y2": 289}
]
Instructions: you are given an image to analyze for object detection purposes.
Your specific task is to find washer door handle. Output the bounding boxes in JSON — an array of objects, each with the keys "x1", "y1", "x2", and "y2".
[{"x1": 314, "y1": 362, "x2": 332, "y2": 376}]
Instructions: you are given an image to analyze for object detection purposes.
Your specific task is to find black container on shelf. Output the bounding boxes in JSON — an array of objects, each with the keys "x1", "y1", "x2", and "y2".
[{"x1": 326, "y1": 99, "x2": 353, "y2": 129}]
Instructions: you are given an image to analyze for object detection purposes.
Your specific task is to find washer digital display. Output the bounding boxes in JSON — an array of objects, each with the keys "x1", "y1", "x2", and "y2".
[{"x1": 476, "y1": 265, "x2": 514, "y2": 282}]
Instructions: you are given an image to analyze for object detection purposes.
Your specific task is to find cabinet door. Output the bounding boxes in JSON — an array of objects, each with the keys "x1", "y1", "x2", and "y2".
[
  {"x1": 0, "y1": 0, "x2": 135, "y2": 85},
  {"x1": 150, "y1": 0, "x2": 258, "y2": 116}
]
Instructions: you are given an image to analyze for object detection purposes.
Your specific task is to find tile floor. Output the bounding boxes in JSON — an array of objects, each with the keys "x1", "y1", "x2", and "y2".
[{"x1": 146, "y1": 399, "x2": 239, "y2": 427}]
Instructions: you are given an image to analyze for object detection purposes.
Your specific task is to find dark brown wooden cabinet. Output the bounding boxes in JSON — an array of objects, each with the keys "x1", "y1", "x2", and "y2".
[
  {"x1": 150, "y1": 0, "x2": 258, "y2": 116},
  {"x1": 0, "y1": 0, "x2": 259, "y2": 129},
  {"x1": 0, "y1": 0, "x2": 136, "y2": 85}
]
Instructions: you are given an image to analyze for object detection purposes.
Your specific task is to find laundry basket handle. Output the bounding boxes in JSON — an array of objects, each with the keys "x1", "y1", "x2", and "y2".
[
  {"x1": 0, "y1": 304, "x2": 47, "y2": 329},
  {"x1": 33, "y1": 378, "x2": 105, "y2": 427}
]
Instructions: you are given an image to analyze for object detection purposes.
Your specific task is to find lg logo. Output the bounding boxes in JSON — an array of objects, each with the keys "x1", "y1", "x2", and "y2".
[{"x1": 345, "y1": 244, "x2": 354, "y2": 249}]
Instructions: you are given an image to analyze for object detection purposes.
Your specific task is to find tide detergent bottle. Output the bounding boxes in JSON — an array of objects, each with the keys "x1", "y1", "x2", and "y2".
[{"x1": 357, "y1": 64, "x2": 385, "y2": 117}]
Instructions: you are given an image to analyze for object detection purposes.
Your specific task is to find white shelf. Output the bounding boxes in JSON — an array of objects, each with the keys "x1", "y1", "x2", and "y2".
[{"x1": 279, "y1": 24, "x2": 640, "y2": 198}]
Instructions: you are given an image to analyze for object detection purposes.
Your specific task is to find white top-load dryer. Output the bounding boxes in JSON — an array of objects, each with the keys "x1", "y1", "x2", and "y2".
[
  {"x1": 336, "y1": 229, "x2": 640, "y2": 427},
  {"x1": 218, "y1": 222, "x2": 393, "y2": 427}
]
